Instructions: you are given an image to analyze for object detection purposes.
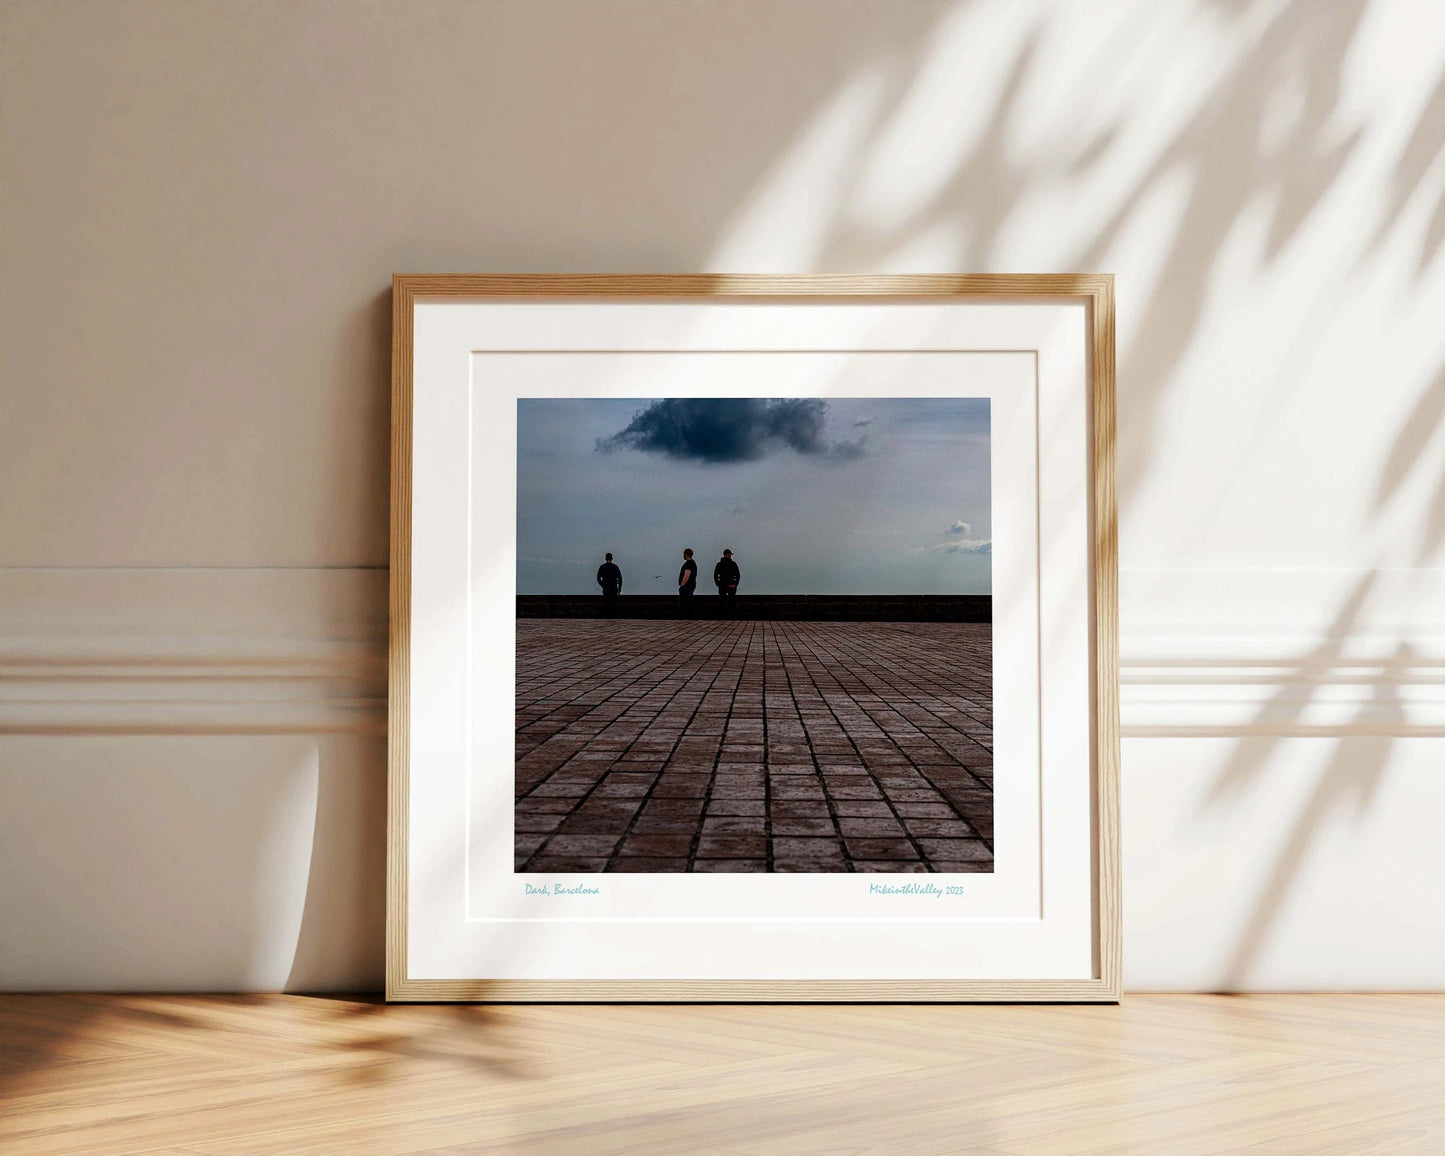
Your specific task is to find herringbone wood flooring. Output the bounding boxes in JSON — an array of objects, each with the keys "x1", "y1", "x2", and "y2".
[{"x1": 2, "y1": 995, "x2": 1443, "y2": 1154}]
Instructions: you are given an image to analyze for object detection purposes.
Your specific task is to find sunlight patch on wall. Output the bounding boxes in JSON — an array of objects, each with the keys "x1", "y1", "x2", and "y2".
[{"x1": 707, "y1": 68, "x2": 886, "y2": 272}]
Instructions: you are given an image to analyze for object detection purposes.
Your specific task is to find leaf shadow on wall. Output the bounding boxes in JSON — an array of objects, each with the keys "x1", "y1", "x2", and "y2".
[
  {"x1": 339, "y1": 0, "x2": 1444, "y2": 999},
  {"x1": 692, "y1": 0, "x2": 1444, "y2": 988}
]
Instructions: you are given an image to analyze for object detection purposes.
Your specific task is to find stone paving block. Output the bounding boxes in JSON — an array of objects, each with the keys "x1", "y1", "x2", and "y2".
[
  {"x1": 515, "y1": 812, "x2": 566, "y2": 834},
  {"x1": 593, "y1": 776, "x2": 658, "y2": 798},
  {"x1": 697, "y1": 834, "x2": 768, "y2": 859},
  {"x1": 824, "y1": 782, "x2": 883, "y2": 800},
  {"x1": 902, "y1": 818, "x2": 977, "y2": 839},
  {"x1": 546, "y1": 773, "x2": 606, "y2": 790},
  {"x1": 667, "y1": 755, "x2": 717, "y2": 770},
  {"x1": 830, "y1": 800, "x2": 896, "y2": 817},
  {"x1": 844, "y1": 837, "x2": 920, "y2": 860},
  {"x1": 619, "y1": 834, "x2": 694, "y2": 857},
  {"x1": 530, "y1": 781, "x2": 593, "y2": 798},
  {"x1": 940, "y1": 786, "x2": 995, "y2": 808},
  {"x1": 702, "y1": 817, "x2": 768, "y2": 836},
  {"x1": 853, "y1": 861, "x2": 930, "y2": 873},
  {"x1": 693, "y1": 859, "x2": 767, "y2": 872},
  {"x1": 715, "y1": 766, "x2": 766, "y2": 781},
  {"x1": 772, "y1": 836, "x2": 846, "y2": 860},
  {"x1": 771, "y1": 780, "x2": 827, "y2": 799},
  {"x1": 629, "y1": 814, "x2": 702, "y2": 833},
  {"x1": 891, "y1": 801, "x2": 958, "y2": 818},
  {"x1": 836, "y1": 817, "x2": 907, "y2": 838},
  {"x1": 705, "y1": 799, "x2": 766, "y2": 817},
  {"x1": 770, "y1": 816, "x2": 839, "y2": 837},
  {"x1": 651, "y1": 777, "x2": 710, "y2": 798},
  {"x1": 641, "y1": 796, "x2": 705, "y2": 816},
  {"x1": 610, "y1": 760, "x2": 663, "y2": 774},
  {"x1": 917, "y1": 838, "x2": 992, "y2": 861},
  {"x1": 713, "y1": 783, "x2": 767, "y2": 799},
  {"x1": 770, "y1": 801, "x2": 832, "y2": 821},
  {"x1": 610, "y1": 858, "x2": 689, "y2": 872},
  {"x1": 710, "y1": 785, "x2": 767, "y2": 802},
  {"x1": 884, "y1": 787, "x2": 950, "y2": 802},
  {"x1": 876, "y1": 770, "x2": 928, "y2": 785},
  {"x1": 544, "y1": 834, "x2": 622, "y2": 857},
  {"x1": 929, "y1": 775, "x2": 983, "y2": 793},
  {"x1": 560, "y1": 809, "x2": 641, "y2": 834},
  {"x1": 717, "y1": 760, "x2": 765, "y2": 773},
  {"x1": 528, "y1": 856, "x2": 608, "y2": 872},
  {"x1": 515, "y1": 795, "x2": 573, "y2": 814}
]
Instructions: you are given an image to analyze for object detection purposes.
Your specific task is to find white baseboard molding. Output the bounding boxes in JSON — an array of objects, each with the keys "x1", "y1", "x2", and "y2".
[
  {"x1": 4, "y1": 564, "x2": 1441, "y2": 736},
  {"x1": 0, "y1": 567, "x2": 387, "y2": 735},
  {"x1": 1120, "y1": 566, "x2": 1445, "y2": 735}
]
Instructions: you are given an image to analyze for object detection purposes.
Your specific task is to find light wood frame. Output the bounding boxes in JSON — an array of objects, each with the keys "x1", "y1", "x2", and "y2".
[{"x1": 388, "y1": 274, "x2": 1119, "y2": 1002}]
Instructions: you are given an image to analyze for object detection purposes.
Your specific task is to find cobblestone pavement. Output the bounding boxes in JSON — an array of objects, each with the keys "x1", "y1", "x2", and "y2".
[{"x1": 515, "y1": 619, "x2": 992, "y2": 873}]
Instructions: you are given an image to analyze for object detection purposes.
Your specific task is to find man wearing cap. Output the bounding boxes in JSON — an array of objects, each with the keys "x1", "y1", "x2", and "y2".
[{"x1": 713, "y1": 548, "x2": 740, "y2": 605}]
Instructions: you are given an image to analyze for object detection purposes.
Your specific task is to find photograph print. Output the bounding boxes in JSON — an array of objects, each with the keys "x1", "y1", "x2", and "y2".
[{"x1": 514, "y1": 396, "x2": 993, "y2": 874}]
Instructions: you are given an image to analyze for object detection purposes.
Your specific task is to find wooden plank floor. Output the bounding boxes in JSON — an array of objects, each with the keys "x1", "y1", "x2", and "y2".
[{"x1": 2, "y1": 995, "x2": 1442, "y2": 1154}]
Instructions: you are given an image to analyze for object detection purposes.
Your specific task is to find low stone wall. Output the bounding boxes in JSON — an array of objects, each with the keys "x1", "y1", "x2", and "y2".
[{"x1": 516, "y1": 594, "x2": 991, "y2": 622}]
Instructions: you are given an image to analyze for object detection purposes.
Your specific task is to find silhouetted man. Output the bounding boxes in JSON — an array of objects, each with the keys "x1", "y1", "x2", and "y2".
[
  {"x1": 678, "y1": 548, "x2": 697, "y2": 600},
  {"x1": 714, "y1": 548, "x2": 739, "y2": 607},
  {"x1": 597, "y1": 553, "x2": 622, "y2": 614}
]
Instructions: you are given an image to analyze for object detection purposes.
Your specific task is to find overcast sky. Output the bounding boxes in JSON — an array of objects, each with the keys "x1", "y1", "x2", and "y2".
[{"x1": 516, "y1": 397, "x2": 991, "y2": 595}]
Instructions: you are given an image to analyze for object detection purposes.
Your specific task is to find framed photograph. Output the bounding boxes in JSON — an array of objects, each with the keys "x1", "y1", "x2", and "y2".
[{"x1": 387, "y1": 275, "x2": 1118, "y2": 1001}]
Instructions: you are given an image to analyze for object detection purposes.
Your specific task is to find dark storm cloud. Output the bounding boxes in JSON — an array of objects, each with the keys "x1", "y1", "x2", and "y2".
[{"x1": 595, "y1": 398, "x2": 864, "y2": 464}]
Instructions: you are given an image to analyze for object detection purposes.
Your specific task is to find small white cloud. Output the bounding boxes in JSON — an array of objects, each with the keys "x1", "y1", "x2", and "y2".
[
  {"x1": 940, "y1": 538, "x2": 991, "y2": 554},
  {"x1": 908, "y1": 538, "x2": 992, "y2": 555},
  {"x1": 518, "y1": 555, "x2": 592, "y2": 566}
]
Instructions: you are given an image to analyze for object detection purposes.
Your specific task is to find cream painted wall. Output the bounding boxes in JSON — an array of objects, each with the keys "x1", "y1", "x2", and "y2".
[{"x1": 3, "y1": 0, "x2": 1443, "y2": 990}]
